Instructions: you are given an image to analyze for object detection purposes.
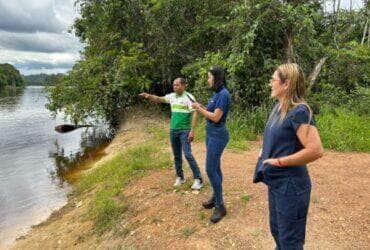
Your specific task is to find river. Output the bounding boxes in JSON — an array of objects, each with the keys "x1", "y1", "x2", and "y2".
[{"x1": 0, "y1": 86, "x2": 110, "y2": 247}]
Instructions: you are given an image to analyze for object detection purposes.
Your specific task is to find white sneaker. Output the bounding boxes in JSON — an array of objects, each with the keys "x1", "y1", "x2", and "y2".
[
  {"x1": 173, "y1": 177, "x2": 185, "y2": 187},
  {"x1": 191, "y1": 179, "x2": 203, "y2": 190}
]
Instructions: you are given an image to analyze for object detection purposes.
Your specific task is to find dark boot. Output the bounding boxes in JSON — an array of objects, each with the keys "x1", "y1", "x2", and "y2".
[
  {"x1": 202, "y1": 197, "x2": 215, "y2": 209},
  {"x1": 210, "y1": 204, "x2": 227, "y2": 223}
]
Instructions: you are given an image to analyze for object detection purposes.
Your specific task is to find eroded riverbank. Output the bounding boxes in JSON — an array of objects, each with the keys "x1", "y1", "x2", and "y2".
[{"x1": 11, "y1": 108, "x2": 370, "y2": 249}]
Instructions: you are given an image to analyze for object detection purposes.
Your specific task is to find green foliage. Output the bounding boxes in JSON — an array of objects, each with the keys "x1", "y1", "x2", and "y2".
[
  {"x1": 0, "y1": 63, "x2": 25, "y2": 94},
  {"x1": 228, "y1": 105, "x2": 270, "y2": 140},
  {"x1": 241, "y1": 194, "x2": 250, "y2": 203},
  {"x1": 76, "y1": 140, "x2": 172, "y2": 234},
  {"x1": 317, "y1": 106, "x2": 370, "y2": 152},
  {"x1": 49, "y1": 0, "x2": 326, "y2": 124},
  {"x1": 317, "y1": 43, "x2": 370, "y2": 92},
  {"x1": 309, "y1": 83, "x2": 370, "y2": 114},
  {"x1": 23, "y1": 73, "x2": 65, "y2": 86},
  {"x1": 46, "y1": 0, "x2": 369, "y2": 152},
  {"x1": 182, "y1": 226, "x2": 196, "y2": 237}
]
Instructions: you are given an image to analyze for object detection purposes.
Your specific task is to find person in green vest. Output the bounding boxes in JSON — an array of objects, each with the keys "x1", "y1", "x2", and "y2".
[{"x1": 139, "y1": 77, "x2": 203, "y2": 190}]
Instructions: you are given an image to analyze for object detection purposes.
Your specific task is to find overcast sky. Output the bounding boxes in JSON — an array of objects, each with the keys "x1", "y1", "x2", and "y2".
[
  {"x1": 0, "y1": 0, "x2": 365, "y2": 75},
  {"x1": 0, "y1": 0, "x2": 82, "y2": 75}
]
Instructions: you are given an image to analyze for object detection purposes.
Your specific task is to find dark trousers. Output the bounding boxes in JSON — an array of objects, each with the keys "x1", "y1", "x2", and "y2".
[
  {"x1": 268, "y1": 176, "x2": 311, "y2": 250},
  {"x1": 205, "y1": 125, "x2": 229, "y2": 206},
  {"x1": 170, "y1": 129, "x2": 201, "y2": 180}
]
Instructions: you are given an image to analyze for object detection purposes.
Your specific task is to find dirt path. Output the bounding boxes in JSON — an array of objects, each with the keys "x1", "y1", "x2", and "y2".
[{"x1": 11, "y1": 116, "x2": 370, "y2": 249}]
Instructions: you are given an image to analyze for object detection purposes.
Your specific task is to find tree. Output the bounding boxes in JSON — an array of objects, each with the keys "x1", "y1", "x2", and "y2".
[
  {"x1": 0, "y1": 63, "x2": 25, "y2": 93},
  {"x1": 47, "y1": 0, "x2": 369, "y2": 126}
]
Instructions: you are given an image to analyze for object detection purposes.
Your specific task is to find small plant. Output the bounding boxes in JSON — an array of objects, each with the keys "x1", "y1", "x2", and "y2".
[
  {"x1": 241, "y1": 194, "x2": 250, "y2": 203},
  {"x1": 183, "y1": 226, "x2": 196, "y2": 237},
  {"x1": 198, "y1": 211, "x2": 206, "y2": 220}
]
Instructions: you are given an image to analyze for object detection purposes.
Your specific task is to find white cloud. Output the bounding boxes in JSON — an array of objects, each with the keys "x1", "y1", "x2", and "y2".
[
  {"x1": 0, "y1": 49, "x2": 80, "y2": 75},
  {"x1": 0, "y1": 31, "x2": 82, "y2": 53},
  {"x1": 0, "y1": 0, "x2": 81, "y2": 75},
  {"x1": 0, "y1": 0, "x2": 64, "y2": 33}
]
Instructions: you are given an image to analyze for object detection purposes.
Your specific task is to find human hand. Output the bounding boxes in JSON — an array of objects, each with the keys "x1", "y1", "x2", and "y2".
[
  {"x1": 191, "y1": 102, "x2": 201, "y2": 110},
  {"x1": 263, "y1": 158, "x2": 283, "y2": 167},
  {"x1": 139, "y1": 93, "x2": 149, "y2": 98},
  {"x1": 188, "y1": 130, "x2": 194, "y2": 142}
]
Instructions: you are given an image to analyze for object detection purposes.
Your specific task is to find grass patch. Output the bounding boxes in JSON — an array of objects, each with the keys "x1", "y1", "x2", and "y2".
[
  {"x1": 76, "y1": 140, "x2": 172, "y2": 235},
  {"x1": 317, "y1": 107, "x2": 370, "y2": 152},
  {"x1": 182, "y1": 226, "x2": 197, "y2": 237},
  {"x1": 146, "y1": 124, "x2": 169, "y2": 142},
  {"x1": 241, "y1": 194, "x2": 250, "y2": 203},
  {"x1": 198, "y1": 211, "x2": 206, "y2": 220},
  {"x1": 194, "y1": 117, "x2": 206, "y2": 142}
]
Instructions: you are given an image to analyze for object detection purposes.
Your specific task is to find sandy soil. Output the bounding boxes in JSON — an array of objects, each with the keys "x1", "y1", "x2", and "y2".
[{"x1": 11, "y1": 113, "x2": 370, "y2": 250}]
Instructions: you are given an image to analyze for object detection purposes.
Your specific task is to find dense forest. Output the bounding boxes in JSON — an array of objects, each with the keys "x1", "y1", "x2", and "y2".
[
  {"x1": 0, "y1": 63, "x2": 25, "y2": 94},
  {"x1": 23, "y1": 73, "x2": 65, "y2": 86},
  {"x1": 47, "y1": 0, "x2": 369, "y2": 150}
]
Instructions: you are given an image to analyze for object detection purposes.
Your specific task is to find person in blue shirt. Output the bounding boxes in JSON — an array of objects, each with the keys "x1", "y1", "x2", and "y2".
[
  {"x1": 256, "y1": 63, "x2": 324, "y2": 249},
  {"x1": 191, "y1": 65, "x2": 231, "y2": 223}
]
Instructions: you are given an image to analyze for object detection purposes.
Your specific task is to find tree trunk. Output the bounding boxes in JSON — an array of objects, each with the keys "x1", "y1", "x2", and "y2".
[
  {"x1": 361, "y1": 19, "x2": 368, "y2": 44},
  {"x1": 333, "y1": 0, "x2": 336, "y2": 14},
  {"x1": 308, "y1": 57, "x2": 328, "y2": 88},
  {"x1": 284, "y1": 27, "x2": 294, "y2": 63}
]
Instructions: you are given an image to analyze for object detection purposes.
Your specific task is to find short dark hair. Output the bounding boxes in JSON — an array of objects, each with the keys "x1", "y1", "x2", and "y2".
[{"x1": 175, "y1": 77, "x2": 187, "y2": 85}]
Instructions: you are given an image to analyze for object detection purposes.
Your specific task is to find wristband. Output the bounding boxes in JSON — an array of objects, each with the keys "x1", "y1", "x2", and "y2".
[{"x1": 277, "y1": 158, "x2": 284, "y2": 167}]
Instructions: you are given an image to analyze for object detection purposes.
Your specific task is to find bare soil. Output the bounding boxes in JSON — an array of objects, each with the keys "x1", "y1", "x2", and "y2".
[{"x1": 11, "y1": 114, "x2": 370, "y2": 250}]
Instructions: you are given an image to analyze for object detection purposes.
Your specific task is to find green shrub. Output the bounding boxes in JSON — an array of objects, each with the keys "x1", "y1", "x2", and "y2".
[{"x1": 317, "y1": 106, "x2": 370, "y2": 152}]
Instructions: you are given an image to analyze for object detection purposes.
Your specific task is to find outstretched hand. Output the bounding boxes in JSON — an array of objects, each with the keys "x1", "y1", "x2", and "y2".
[{"x1": 139, "y1": 93, "x2": 149, "y2": 99}]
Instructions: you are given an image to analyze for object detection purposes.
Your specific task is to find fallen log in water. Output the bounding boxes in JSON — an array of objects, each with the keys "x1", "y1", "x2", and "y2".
[{"x1": 55, "y1": 124, "x2": 92, "y2": 133}]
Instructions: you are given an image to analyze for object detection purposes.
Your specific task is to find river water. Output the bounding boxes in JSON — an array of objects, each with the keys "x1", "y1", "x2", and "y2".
[{"x1": 0, "y1": 86, "x2": 110, "y2": 247}]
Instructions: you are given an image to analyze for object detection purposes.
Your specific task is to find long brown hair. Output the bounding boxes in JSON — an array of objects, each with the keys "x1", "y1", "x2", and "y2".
[{"x1": 275, "y1": 63, "x2": 312, "y2": 122}]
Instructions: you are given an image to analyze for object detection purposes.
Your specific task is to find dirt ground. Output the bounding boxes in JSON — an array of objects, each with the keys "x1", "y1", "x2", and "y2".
[{"x1": 11, "y1": 115, "x2": 370, "y2": 250}]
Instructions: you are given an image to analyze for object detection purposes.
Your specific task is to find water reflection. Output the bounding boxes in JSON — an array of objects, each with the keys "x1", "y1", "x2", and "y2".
[
  {"x1": 50, "y1": 127, "x2": 113, "y2": 184},
  {"x1": 0, "y1": 86, "x2": 112, "y2": 247},
  {"x1": 0, "y1": 89, "x2": 24, "y2": 112}
]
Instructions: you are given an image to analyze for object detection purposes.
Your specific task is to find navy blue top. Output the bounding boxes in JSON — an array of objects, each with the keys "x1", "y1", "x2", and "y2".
[
  {"x1": 206, "y1": 87, "x2": 231, "y2": 126},
  {"x1": 261, "y1": 103, "x2": 316, "y2": 182}
]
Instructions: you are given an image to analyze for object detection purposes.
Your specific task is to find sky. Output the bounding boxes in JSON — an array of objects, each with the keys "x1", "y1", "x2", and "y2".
[
  {"x1": 0, "y1": 0, "x2": 82, "y2": 75},
  {"x1": 324, "y1": 0, "x2": 365, "y2": 11},
  {"x1": 0, "y1": 0, "x2": 365, "y2": 76}
]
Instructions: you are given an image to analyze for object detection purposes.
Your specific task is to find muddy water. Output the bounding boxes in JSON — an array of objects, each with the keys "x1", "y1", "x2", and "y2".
[{"x1": 0, "y1": 86, "x2": 111, "y2": 247}]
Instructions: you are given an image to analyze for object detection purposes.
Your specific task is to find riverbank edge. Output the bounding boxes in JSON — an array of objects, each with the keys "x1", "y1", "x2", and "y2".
[
  {"x1": 9, "y1": 106, "x2": 169, "y2": 248},
  {"x1": 10, "y1": 106, "x2": 370, "y2": 249}
]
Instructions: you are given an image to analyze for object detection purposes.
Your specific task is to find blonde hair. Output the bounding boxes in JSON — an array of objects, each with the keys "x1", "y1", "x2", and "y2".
[{"x1": 275, "y1": 63, "x2": 312, "y2": 122}]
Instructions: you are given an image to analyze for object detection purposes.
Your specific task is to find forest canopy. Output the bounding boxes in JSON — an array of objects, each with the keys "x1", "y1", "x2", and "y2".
[
  {"x1": 47, "y1": 0, "x2": 370, "y2": 127},
  {"x1": 24, "y1": 73, "x2": 66, "y2": 86},
  {"x1": 0, "y1": 63, "x2": 25, "y2": 93}
]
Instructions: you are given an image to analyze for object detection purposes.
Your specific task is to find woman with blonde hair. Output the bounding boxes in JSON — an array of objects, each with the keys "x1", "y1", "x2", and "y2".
[{"x1": 255, "y1": 63, "x2": 324, "y2": 249}]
